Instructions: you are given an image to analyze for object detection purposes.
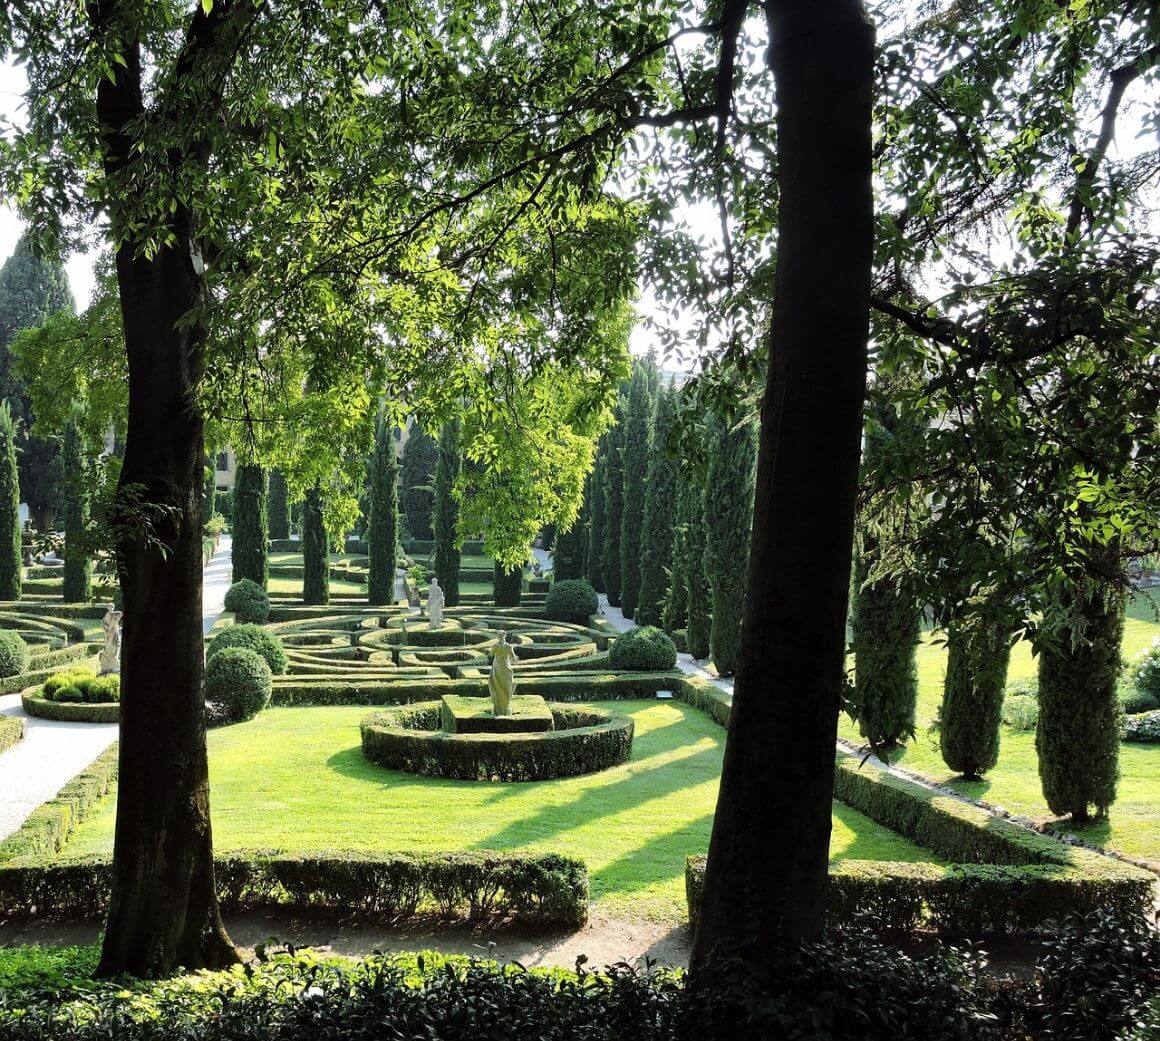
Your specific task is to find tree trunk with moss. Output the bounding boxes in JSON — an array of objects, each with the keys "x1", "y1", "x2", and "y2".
[
  {"x1": 61, "y1": 420, "x2": 92, "y2": 602},
  {"x1": 302, "y1": 485, "x2": 329, "y2": 606},
  {"x1": 231, "y1": 464, "x2": 268, "y2": 588}
]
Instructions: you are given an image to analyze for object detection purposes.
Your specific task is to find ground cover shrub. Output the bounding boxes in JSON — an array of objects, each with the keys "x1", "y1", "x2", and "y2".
[
  {"x1": 42, "y1": 670, "x2": 118, "y2": 703},
  {"x1": 0, "y1": 629, "x2": 30, "y2": 677},
  {"x1": 609, "y1": 626, "x2": 677, "y2": 671},
  {"x1": 208, "y1": 622, "x2": 288, "y2": 675},
  {"x1": 1122, "y1": 709, "x2": 1160, "y2": 744},
  {"x1": 1002, "y1": 693, "x2": 1039, "y2": 732},
  {"x1": 224, "y1": 578, "x2": 271, "y2": 623},
  {"x1": 204, "y1": 647, "x2": 272, "y2": 724},
  {"x1": 544, "y1": 579, "x2": 598, "y2": 623}
]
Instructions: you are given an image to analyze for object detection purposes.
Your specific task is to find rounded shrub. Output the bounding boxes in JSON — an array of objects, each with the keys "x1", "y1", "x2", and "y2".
[
  {"x1": 208, "y1": 622, "x2": 287, "y2": 675},
  {"x1": 224, "y1": 578, "x2": 270, "y2": 623},
  {"x1": 544, "y1": 578, "x2": 598, "y2": 623},
  {"x1": 0, "y1": 630, "x2": 30, "y2": 678},
  {"x1": 1002, "y1": 693, "x2": 1039, "y2": 732},
  {"x1": 204, "y1": 646, "x2": 272, "y2": 724},
  {"x1": 609, "y1": 625, "x2": 678, "y2": 671},
  {"x1": 42, "y1": 670, "x2": 120, "y2": 703},
  {"x1": 1127, "y1": 637, "x2": 1160, "y2": 700},
  {"x1": 1118, "y1": 685, "x2": 1159, "y2": 716}
]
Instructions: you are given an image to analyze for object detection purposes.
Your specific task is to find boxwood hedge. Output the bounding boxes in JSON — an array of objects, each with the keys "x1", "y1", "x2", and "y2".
[{"x1": 0, "y1": 715, "x2": 23, "y2": 753}]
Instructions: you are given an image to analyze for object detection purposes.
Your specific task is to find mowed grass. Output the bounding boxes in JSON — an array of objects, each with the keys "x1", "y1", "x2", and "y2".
[
  {"x1": 838, "y1": 593, "x2": 1160, "y2": 863},
  {"x1": 60, "y1": 700, "x2": 938, "y2": 921}
]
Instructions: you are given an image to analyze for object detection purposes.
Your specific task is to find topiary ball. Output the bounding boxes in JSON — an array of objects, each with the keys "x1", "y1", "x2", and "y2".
[
  {"x1": 544, "y1": 579, "x2": 598, "y2": 623},
  {"x1": 609, "y1": 626, "x2": 678, "y2": 671},
  {"x1": 207, "y1": 623, "x2": 288, "y2": 675},
  {"x1": 203, "y1": 646, "x2": 272, "y2": 724},
  {"x1": 223, "y1": 578, "x2": 270, "y2": 623},
  {"x1": 0, "y1": 630, "x2": 31, "y2": 678}
]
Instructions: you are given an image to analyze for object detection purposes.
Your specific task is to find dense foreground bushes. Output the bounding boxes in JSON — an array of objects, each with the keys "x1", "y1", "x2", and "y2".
[{"x1": 0, "y1": 912, "x2": 1154, "y2": 1041}]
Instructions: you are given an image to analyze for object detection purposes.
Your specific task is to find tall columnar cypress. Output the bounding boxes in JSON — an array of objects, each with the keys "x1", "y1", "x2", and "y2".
[
  {"x1": 367, "y1": 417, "x2": 399, "y2": 605},
  {"x1": 939, "y1": 607, "x2": 1012, "y2": 779},
  {"x1": 684, "y1": 478, "x2": 711, "y2": 660},
  {"x1": 600, "y1": 399, "x2": 626, "y2": 606},
  {"x1": 400, "y1": 426, "x2": 439, "y2": 540},
  {"x1": 662, "y1": 474, "x2": 695, "y2": 633},
  {"x1": 433, "y1": 418, "x2": 461, "y2": 606},
  {"x1": 61, "y1": 419, "x2": 91, "y2": 602},
  {"x1": 267, "y1": 471, "x2": 290, "y2": 541},
  {"x1": 202, "y1": 467, "x2": 216, "y2": 526},
  {"x1": 231, "y1": 464, "x2": 268, "y2": 587},
  {"x1": 553, "y1": 518, "x2": 586, "y2": 580},
  {"x1": 619, "y1": 364, "x2": 653, "y2": 619},
  {"x1": 848, "y1": 401, "x2": 922, "y2": 750},
  {"x1": 493, "y1": 562, "x2": 522, "y2": 606},
  {"x1": 586, "y1": 446, "x2": 606, "y2": 592},
  {"x1": 637, "y1": 383, "x2": 680, "y2": 627},
  {"x1": 704, "y1": 417, "x2": 757, "y2": 676},
  {"x1": 1037, "y1": 567, "x2": 1124, "y2": 820},
  {"x1": 301, "y1": 485, "x2": 329, "y2": 605},
  {"x1": 0, "y1": 404, "x2": 21, "y2": 601}
]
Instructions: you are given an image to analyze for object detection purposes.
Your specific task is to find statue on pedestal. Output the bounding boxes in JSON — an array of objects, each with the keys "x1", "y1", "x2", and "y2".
[
  {"x1": 489, "y1": 632, "x2": 516, "y2": 717},
  {"x1": 427, "y1": 576, "x2": 445, "y2": 630},
  {"x1": 99, "y1": 604, "x2": 123, "y2": 674}
]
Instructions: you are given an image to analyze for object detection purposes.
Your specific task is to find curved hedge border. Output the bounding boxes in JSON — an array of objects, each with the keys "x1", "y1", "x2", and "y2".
[
  {"x1": 361, "y1": 701, "x2": 633, "y2": 781},
  {"x1": 0, "y1": 715, "x2": 23, "y2": 754},
  {"x1": 21, "y1": 689, "x2": 120, "y2": 723}
]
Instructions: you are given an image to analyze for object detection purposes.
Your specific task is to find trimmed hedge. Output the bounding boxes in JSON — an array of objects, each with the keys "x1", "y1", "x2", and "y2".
[
  {"x1": 0, "y1": 850, "x2": 588, "y2": 927},
  {"x1": 361, "y1": 702, "x2": 633, "y2": 781},
  {"x1": 22, "y1": 689, "x2": 119, "y2": 723},
  {"x1": 0, "y1": 629, "x2": 30, "y2": 678},
  {"x1": 41, "y1": 670, "x2": 119, "y2": 703},
  {"x1": 0, "y1": 715, "x2": 23, "y2": 753},
  {"x1": 609, "y1": 626, "x2": 677, "y2": 671},
  {"x1": 224, "y1": 579, "x2": 271, "y2": 623},
  {"x1": 208, "y1": 622, "x2": 288, "y2": 675},
  {"x1": 0, "y1": 644, "x2": 101, "y2": 694},
  {"x1": 544, "y1": 579, "x2": 598, "y2": 623}
]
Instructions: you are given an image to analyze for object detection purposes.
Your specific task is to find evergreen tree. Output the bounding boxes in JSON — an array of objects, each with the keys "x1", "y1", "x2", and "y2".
[
  {"x1": 1037, "y1": 566, "x2": 1124, "y2": 820},
  {"x1": 636, "y1": 382, "x2": 680, "y2": 627},
  {"x1": 493, "y1": 562, "x2": 522, "y2": 606},
  {"x1": 433, "y1": 418, "x2": 461, "y2": 606},
  {"x1": 685, "y1": 478, "x2": 711, "y2": 660},
  {"x1": 0, "y1": 235, "x2": 74, "y2": 533},
  {"x1": 939, "y1": 606, "x2": 1012, "y2": 779},
  {"x1": 231, "y1": 464, "x2": 268, "y2": 588},
  {"x1": 60, "y1": 419, "x2": 91, "y2": 602},
  {"x1": 302, "y1": 485, "x2": 329, "y2": 605},
  {"x1": 704, "y1": 416, "x2": 757, "y2": 676},
  {"x1": 600, "y1": 398, "x2": 626, "y2": 606},
  {"x1": 586, "y1": 446, "x2": 606, "y2": 592},
  {"x1": 619, "y1": 363, "x2": 653, "y2": 618},
  {"x1": 662, "y1": 474, "x2": 695, "y2": 633},
  {"x1": 267, "y1": 470, "x2": 290, "y2": 540},
  {"x1": 0, "y1": 403, "x2": 20, "y2": 601},
  {"x1": 202, "y1": 467, "x2": 216, "y2": 526},
  {"x1": 553, "y1": 518, "x2": 586, "y2": 580},
  {"x1": 367, "y1": 415, "x2": 399, "y2": 605},
  {"x1": 400, "y1": 426, "x2": 439, "y2": 540}
]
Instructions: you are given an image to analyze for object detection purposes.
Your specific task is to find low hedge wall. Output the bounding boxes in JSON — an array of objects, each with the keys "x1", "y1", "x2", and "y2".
[
  {"x1": 361, "y1": 702, "x2": 634, "y2": 781},
  {"x1": 21, "y1": 689, "x2": 120, "y2": 723},
  {"x1": 0, "y1": 715, "x2": 24, "y2": 753},
  {"x1": 0, "y1": 646, "x2": 100, "y2": 694},
  {"x1": 0, "y1": 850, "x2": 588, "y2": 927}
]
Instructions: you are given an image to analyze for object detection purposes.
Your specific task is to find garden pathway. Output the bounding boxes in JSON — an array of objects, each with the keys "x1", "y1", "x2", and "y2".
[{"x1": 0, "y1": 536, "x2": 234, "y2": 841}]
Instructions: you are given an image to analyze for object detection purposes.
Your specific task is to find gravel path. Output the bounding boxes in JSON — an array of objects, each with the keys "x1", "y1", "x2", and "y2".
[{"x1": 0, "y1": 536, "x2": 234, "y2": 842}]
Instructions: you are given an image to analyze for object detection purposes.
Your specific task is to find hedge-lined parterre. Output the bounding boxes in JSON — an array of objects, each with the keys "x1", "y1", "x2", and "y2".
[{"x1": 22, "y1": 669, "x2": 120, "y2": 722}]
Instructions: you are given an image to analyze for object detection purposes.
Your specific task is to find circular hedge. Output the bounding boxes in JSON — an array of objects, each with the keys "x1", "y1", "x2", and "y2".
[
  {"x1": 22, "y1": 684, "x2": 119, "y2": 723},
  {"x1": 0, "y1": 630, "x2": 31, "y2": 678},
  {"x1": 224, "y1": 578, "x2": 271, "y2": 623},
  {"x1": 208, "y1": 622, "x2": 288, "y2": 675},
  {"x1": 544, "y1": 579, "x2": 598, "y2": 624},
  {"x1": 609, "y1": 626, "x2": 677, "y2": 671},
  {"x1": 204, "y1": 646, "x2": 272, "y2": 724},
  {"x1": 360, "y1": 701, "x2": 634, "y2": 782}
]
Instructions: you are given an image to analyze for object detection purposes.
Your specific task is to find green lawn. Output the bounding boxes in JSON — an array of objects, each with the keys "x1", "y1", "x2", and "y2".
[
  {"x1": 60, "y1": 701, "x2": 938, "y2": 921},
  {"x1": 839, "y1": 593, "x2": 1160, "y2": 863}
]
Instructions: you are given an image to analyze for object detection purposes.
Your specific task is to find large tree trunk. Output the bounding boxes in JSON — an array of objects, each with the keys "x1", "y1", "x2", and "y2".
[
  {"x1": 690, "y1": 0, "x2": 875, "y2": 969},
  {"x1": 93, "y1": 28, "x2": 236, "y2": 979}
]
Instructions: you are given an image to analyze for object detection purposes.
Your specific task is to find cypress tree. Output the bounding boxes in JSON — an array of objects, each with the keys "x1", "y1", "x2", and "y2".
[
  {"x1": 662, "y1": 474, "x2": 695, "y2": 633},
  {"x1": 202, "y1": 467, "x2": 216, "y2": 526},
  {"x1": 367, "y1": 416, "x2": 399, "y2": 605},
  {"x1": 433, "y1": 418, "x2": 461, "y2": 606},
  {"x1": 231, "y1": 464, "x2": 268, "y2": 587},
  {"x1": 493, "y1": 562, "x2": 522, "y2": 606},
  {"x1": 704, "y1": 416, "x2": 757, "y2": 676},
  {"x1": 1037, "y1": 566, "x2": 1124, "y2": 820},
  {"x1": 302, "y1": 484, "x2": 329, "y2": 605},
  {"x1": 619, "y1": 364, "x2": 653, "y2": 619},
  {"x1": 939, "y1": 606, "x2": 1012, "y2": 779},
  {"x1": 586, "y1": 447, "x2": 606, "y2": 592},
  {"x1": 60, "y1": 419, "x2": 91, "y2": 602},
  {"x1": 637, "y1": 383, "x2": 680, "y2": 627},
  {"x1": 553, "y1": 519, "x2": 586, "y2": 580},
  {"x1": 400, "y1": 426, "x2": 439, "y2": 540},
  {"x1": 0, "y1": 404, "x2": 20, "y2": 600},
  {"x1": 268, "y1": 470, "x2": 290, "y2": 541},
  {"x1": 600, "y1": 399, "x2": 626, "y2": 606},
  {"x1": 685, "y1": 479, "x2": 711, "y2": 660}
]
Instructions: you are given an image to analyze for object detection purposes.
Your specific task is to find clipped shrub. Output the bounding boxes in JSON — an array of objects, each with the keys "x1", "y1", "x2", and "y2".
[
  {"x1": 1127, "y1": 637, "x2": 1160, "y2": 700},
  {"x1": 432, "y1": 418, "x2": 461, "y2": 607},
  {"x1": 618, "y1": 362, "x2": 652, "y2": 619},
  {"x1": 1118, "y1": 685, "x2": 1159, "y2": 716},
  {"x1": 42, "y1": 670, "x2": 119, "y2": 703},
  {"x1": 208, "y1": 623, "x2": 288, "y2": 675},
  {"x1": 0, "y1": 630, "x2": 30, "y2": 678},
  {"x1": 232, "y1": 463, "x2": 268, "y2": 587},
  {"x1": 203, "y1": 646, "x2": 272, "y2": 724},
  {"x1": 670, "y1": 628, "x2": 688, "y2": 653},
  {"x1": 223, "y1": 578, "x2": 270, "y2": 623},
  {"x1": 366, "y1": 415, "x2": 399, "y2": 606},
  {"x1": 636, "y1": 382, "x2": 680, "y2": 627},
  {"x1": 544, "y1": 578, "x2": 598, "y2": 623},
  {"x1": 609, "y1": 626, "x2": 677, "y2": 671},
  {"x1": 302, "y1": 484, "x2": 329, "y2": 605},
  {"x1": 1122, "y1": 709, "x2": 1160, "y2": 744},
  {"x1": 939, "y1": 611, "x2": 1011, "y2": 778},
  {"x1": 600, "y1": 402, "x2": 625, "y2": 606},
  {"x1": 1002, "y1": 694, "x2": 1039, "y2": 732}
]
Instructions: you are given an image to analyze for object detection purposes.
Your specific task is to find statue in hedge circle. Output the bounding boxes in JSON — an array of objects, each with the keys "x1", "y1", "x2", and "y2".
[
  {"x1": 489, "y1": 632, "x2": 516, "y2": 717},
  {"x1": 99, "y1": 604, "x2": 123, "y2": 674},
  {"x1": 427, "y1": 576, "x2": 445, "y2": 630}
]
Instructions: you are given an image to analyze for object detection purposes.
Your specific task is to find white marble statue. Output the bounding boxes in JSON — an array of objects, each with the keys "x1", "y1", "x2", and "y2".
[
  {"x1": 489, "y1": 632, "x2": 517, "y2": 717},
  {"x1": 426, "y1": 577, "x2": 445, "y2": 630},
  {"x1": 99, "y1": 605, "x2": 123, "y2": 674}
]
